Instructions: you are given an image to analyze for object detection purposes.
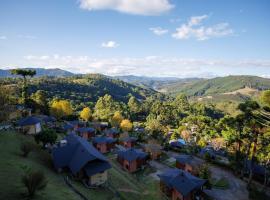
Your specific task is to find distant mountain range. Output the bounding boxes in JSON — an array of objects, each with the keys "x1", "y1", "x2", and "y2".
[
  {"x1": 1, "y1": 68, "x2": 270, "y2": 103},
  {"x1": 0, "y1": 68, "x2": 74, "y2": 77}
]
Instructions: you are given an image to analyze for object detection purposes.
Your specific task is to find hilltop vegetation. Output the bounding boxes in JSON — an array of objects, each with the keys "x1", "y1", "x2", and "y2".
[
  {"x1": 0, "y1": 74, "x2": 160, "y2": 108},
  {"x1": 0, "y1": 68, "x2": 74, "y2": 77},
  {"x1": 161, "y1": 75, "x2": 270, "y2": 97}
]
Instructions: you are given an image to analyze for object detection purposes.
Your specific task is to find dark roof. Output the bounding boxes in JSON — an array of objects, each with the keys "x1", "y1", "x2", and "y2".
[
  {"x1": 104, "y1": 128, "x2": 120, "y2": 135},
  {"x1": 158, "y1": 169, "x2": 206, "y2": 197},
  {"x1": 175, "y1": 155, "x2": 203, "y2": 166},
  {"x1": 170, "y1": 141, "x2": 185, "y2": 148},
  {"x1": 52, "y1": 133, "x2": 111, "y2": 175},
  {"x1": 117, "y1": 148, "x2": 147, "y2": 162},
  {"x1": 84, "y1": 160, "x2": 111, "y2": 176},
  {"x1": 67, "y1": 120, "x2": 84, "y2": 126},
  {"x1": 77, "y1": 127, "x2": 95, "y2": 133},
  {"x1": 38, "y1": 115, "x2": 56, "y2": 123},
  {"x1": 121, "y1": 137, "x2": 137, "y2": 142},
  {"x1": 17, "y1": 116, "x2": 41, "y2": 126},
  {"x1": 63, "y1": 123, "x2": 74, "y2": 131},
  {"x1": 93, "y1": 136, "x2": 116, "y2": 144}
]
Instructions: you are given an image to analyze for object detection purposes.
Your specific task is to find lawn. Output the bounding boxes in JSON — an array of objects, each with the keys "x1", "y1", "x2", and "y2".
[
  {"x1": 0, "y1": 130, "x2": 115, "y2": 200},
  {"x1": 107, "y1": 158, "x2": 163, "y2": 200},
  {"x1": 212, "y1": 177, "x2": 230, "y2": 189}
]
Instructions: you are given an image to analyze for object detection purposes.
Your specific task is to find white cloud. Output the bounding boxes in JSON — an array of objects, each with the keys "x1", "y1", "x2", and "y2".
[
  {"x1": 149, "y1": 27, "x2": 168, "y2": 35},
  {"x1": 79, "y1": 0, "x2": 174, "y2": 15},
  {"x1": 172, "y1": 15, "x2": 234, "y2": 41},
  {"x1": 0, "y1": 36, "x2": 7, "y2": 40},
  {"x1": 19, "y1": 54, "x2": 270, "y2": 78},
  {"x1": 101, "y1": 41, "x2": 119, "y2": 48}
]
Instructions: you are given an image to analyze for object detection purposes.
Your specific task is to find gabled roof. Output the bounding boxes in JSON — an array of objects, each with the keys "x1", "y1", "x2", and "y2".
[
  {"x1": 17, "y1": 116, "x2": 41, "y2": 126},
  {"x1": 52, "y1": 133, "x2": 111, "y2": 175},
  {"x1": 158, "y1": 169, "x2": 206, "y2": 197},
  {"x1": 244, "y1": 160, "x2": 265, "y2": 175},
  {"x1": 38, "y1": 115, "x2": 56, "y2": 123},
  {"x1": 121, "y1": 136, "x2": 137, "y2": 142},
  {"x1": 84, "y1": 160, "x2": 111, "y2": 176},
  {"x1": 63, "y1": 123, "x2": 74, "y2": 131},
  {"x1": 104, "y1": 128, "x2": 120, "y2": 135},
  {"x1": 117, "y1": 148, "x2": 147, "y2": 162},
  {"x1": 175, "y1": 155, "x2": 203, "y2": 166},
  {"x1": 77, "y1": 127, "x2": 95, "y2": 133},
  {"x1": 93, "y1": 136, "x2": 116, "y2": 144}
]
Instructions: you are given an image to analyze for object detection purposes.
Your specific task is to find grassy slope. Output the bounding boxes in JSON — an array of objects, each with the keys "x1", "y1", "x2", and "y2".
[
  {"x1": 164, "y1": 75, "x2": 270, "y2": 97},
  {"x1": 0, "y1": 131, "x2": 161, "y2": 200},
  {"x1": 0, "y1": 131, "x2": 115, "y2": 200}
]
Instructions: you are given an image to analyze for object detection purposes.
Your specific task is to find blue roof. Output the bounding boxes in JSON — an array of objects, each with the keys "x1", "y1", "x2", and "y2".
[
  {"x1": 67, "y1": 120, "x2": 84, "y2": 126},
  {"x1": 17, "y1": 116, "x2": 41, "y2": 126},
  {"x1": 63, "y1": 123, "x2": 74, "y2": 131},
  {"x1": 121, "y1": 137, "x2": 137, "y2": 142},
  {"x1": 38, "y1": 115, "x2": 56, "y2": 123},
  {"x1": 104, "y1": 128, "x2": 120, "y2": 135},
  {"x1": 175, "y1": 155, "x2": 193, "y2": 164},
  {"x1": 84, "y1": 160, "x2": 111, "y2": 176},
  {"x1": 245, "y1": 160, "x2": 265, "y2": 175},
  {"x1": 52, "y1": 133, "x2": 111, "y2": 175},
  {"x1": 117, "y1": 148, "x2": 147, "y2": 162},
  {"x1": 158, "y1": 169, "x2": 206, "y2": 197},
  {"x1": 93, "y1": 136, "x2": 116, "y2": 144},
  {"x1": 77, "y1": 127, "x2": 95, "y2": 133}
]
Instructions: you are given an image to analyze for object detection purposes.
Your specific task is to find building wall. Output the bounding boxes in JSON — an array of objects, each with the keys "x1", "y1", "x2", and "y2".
[
  {"x1": 96, "y1": 143, "x2": 108, "y2": 153},
  {"x1": 23, "y1": 123, "x2": 41, "y2": 134},
  {"x1": 89, "y1": 171, "x2": 108, "y2": 186},
  {"x1": 172, "y1": 189, "x2": 191, "y2": 200},
  {"x1": 123, "y1": 159, "x2": 137, "y2": 172}
]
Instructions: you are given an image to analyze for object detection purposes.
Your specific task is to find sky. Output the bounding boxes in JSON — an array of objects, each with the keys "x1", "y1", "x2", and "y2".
[{"x1": 0, "y1": 0, "x2": 270, "y2": 78}]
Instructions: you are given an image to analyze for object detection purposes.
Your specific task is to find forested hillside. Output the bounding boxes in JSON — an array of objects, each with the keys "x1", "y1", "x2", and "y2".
[
  {"x1": 161, "y1": 75, "x2": 270, "y2": 96},
  {"x1": 0, "y1": 74, "x2": 160, "y2": 108},
  {"x1": 0, "y1": 68, "x2": 74, "y2": 77}
]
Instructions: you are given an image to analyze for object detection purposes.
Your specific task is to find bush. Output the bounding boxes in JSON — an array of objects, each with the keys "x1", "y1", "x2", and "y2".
[
  {"x1": 21, "y1": 167, "x2": 47, "y2": 198},
  {"x1": 35, "y1": 128, "x2": 57, "y2": 148},
  {"x1": 249, "y1": 185, "x2": 269, "y2": 200},
  {"x1": 20, "y1": 142, "x2": 35, "y2": 157}
]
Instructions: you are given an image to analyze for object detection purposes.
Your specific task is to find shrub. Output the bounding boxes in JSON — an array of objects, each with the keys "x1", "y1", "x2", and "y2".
[
  {"x1": 20, "y1": 142, "x2": 35, "y2": 157},
  {"x1": 21, "y1": 168, "x2": 47, "y2": 198}
]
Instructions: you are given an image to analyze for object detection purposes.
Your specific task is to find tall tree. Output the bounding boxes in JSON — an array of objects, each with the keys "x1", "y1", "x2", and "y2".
[
  {"x1": 31, "y1": 90, "x2": 49, "y2": 114},
  {"x1": 94, "y1": 94, "x2": 121, "y2": 121},
  {"x1": 111, "y1": 111, "x2": 124, "y2": 127},
  {"x1": 50, "y1": 99, "x2": 73, "y2": 119},
  {"x1": 11, "y1": 69, "x2": 36, "y2": 105},
  {"x1": 120, "y1": 119, "x2": 133, "y2": 132},
  {"x1": 80, "y1": 107, "x2": 92, "y2": 122}
]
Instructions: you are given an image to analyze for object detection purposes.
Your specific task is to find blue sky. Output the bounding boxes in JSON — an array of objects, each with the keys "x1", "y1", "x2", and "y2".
[{"x1": 0, "y1": 0, "x2": 270, "y2": 77}]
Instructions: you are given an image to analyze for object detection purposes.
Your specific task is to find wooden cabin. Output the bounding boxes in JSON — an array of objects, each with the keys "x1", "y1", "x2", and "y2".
[
  {"x1": 117, "y1": 148, "x2": 148, "y2": 173},
  {"x1": 52, "y1": 133, "x2": 111, "y2": 186},
  {"x1": 92, "y1": 136, "x2": 116, "y2": 153},
  {"x1": 143, "y1": 143, "x2": 162, "y2": 160},
  {"x1": 175, "y1": 155, "x2": 203, "y2": 176},
  {"x1": 158, "y1": 169, "x2": 206, "y2": 200},
  {"x1": 17, "y1": 116, "x2": 42, "y2": 134},
  {"x1": 77, "y1": 127, "x2": 95, "y2": 139},
  {"x1": 104, "y1": 128, "x2": 120, "y2": 138},
  {"x1": 120, "y1": 137, "x2": 137, "y2": 148}
]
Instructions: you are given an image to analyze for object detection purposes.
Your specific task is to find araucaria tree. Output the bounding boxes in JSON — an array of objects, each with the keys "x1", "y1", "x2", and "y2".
[{"x1": 11, "y1": 69, "x2": 36, "y2": 105}]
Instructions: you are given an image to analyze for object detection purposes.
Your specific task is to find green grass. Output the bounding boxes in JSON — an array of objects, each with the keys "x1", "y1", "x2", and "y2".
[
  {"x1": 107, "y1": 158, "x2": 163, "y2": 200},
  {"x1": 0, "y1": 130, "x2": 115, "y2": 200}
]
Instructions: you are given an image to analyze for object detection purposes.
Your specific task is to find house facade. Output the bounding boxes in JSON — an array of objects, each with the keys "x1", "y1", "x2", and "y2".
[
  {"x1": 104, "y1": 128, "x2": 120, "y2": 138},
  {"x1": 120, "y1": 137, "x2": 137, "y2": 148},
  {"x1": 158, "y1": 169, "x2": 206, "y2": 200},
  {"x1": 77, "y1": 127, "x2": 95, "y2": 139},
  {"x1": 175, "y1": 155, "x2": 203, "y2": 176},
  {"x1": 117, "y1": 148, "x2": 148, "y2": 173},
  {"x1": 52, "y1": 133, "x2": 111, "y2": 186},
  {"x1": 92, "y1": 136, "x2": 116, "y2": 153},
  {"x1": 17, "y1": 116, "x2": 42, "y2": 134}
]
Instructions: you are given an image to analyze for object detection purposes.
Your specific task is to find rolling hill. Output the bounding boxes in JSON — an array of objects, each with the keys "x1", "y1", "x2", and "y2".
[
  {"x1": 0, "y1": 74, "x2": 159, "y2": 107},
  {"x1": 161, "y1": 75, "x2": 270, "y2": 97},
  {"x1": 114, "y1": 75, "x2": 201, "y2": 90},
  {"x1": 0, "y1": 68, "x2": 74, "y2": 77}
]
